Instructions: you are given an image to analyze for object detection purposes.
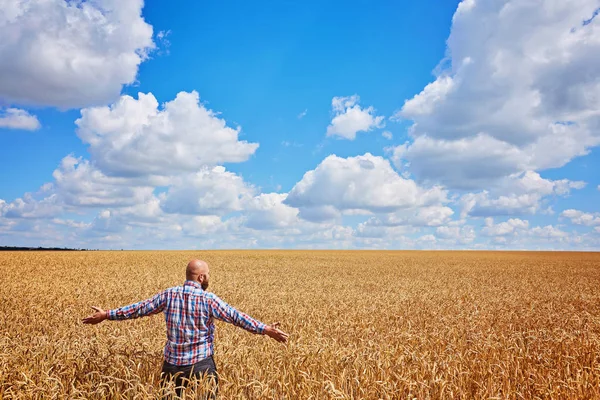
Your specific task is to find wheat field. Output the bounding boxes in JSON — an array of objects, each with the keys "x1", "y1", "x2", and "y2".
[{"x1": 0, "y1": 250, "x2": 599, "y2": 399}]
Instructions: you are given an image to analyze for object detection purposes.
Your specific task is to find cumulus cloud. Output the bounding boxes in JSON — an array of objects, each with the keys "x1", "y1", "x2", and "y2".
[
  {"x1": 561, "y1": 209, "x2": 600, "y2": 226},
  {"x1": 475, "y1": 218, "x2": 576, "y2": 248},
  {"x1": 0, "y1": 108, "x2": 40, "y2": 130},
  {"x1": 76, "y1": 91, "x2": 259, "y2": 178},
  {"x1": 0, "y1": 191, "x2": 61, "y2": 219},
  {"x1": 0, "y1": 0, "x2": 155, "y2": 108},
  {"x1": 52, "y1": 155, "x2": 155, "y2": 208},
  {"x1": 326, "y1": 95, "x2": 384, "y2": 140},
  {"x1": 3, "y1": 1, "x2": 599, "y2": 251},
  {"x1": 81, "y1": 200, "x2": 182, "y2": 243},
  {"x1": 161, "y1": 166, "x2": 255, "y2": 216},
  {"x1": 363, "y1": 206, "x2": 454, "y2": 228},
  {"x1": 504, "y1": 171, "x2": 586, "y2": 196},
  {"x1": 460, "y1": 192, "x2": 542, "y2": 218},
  {"x1": 392, "y1": 0, "x2": 600, "y2": 189},
  {"x1": 435, "y1": 225, "x2": 476, "y2": 244},
  {"x1": 389, "y1": 134, "x2": 525, "y2": 190},
  {"x1": 114, "y1": 197, "x2": 166, "y2": 226},
  {"x1": 399, "y1": 76, "x2": 455, "y2": 118},
  {"x1": 298, "y1": 205, "x2": 340, "y2": 223},
  {"x1": 285, "y1": 153, "x2": 447, "y2": 221},
  {"x1": 242, "y1": 193, "x2": 300, "y2": 230},
  {"x1": 529, "y1": 225, "x2": 569, "y2": 240},
  {"x1": 354, "y1": 222, "x2": 414, "y2": 239},
  {"x1": 0, "y1": 88, "x2": 269, "y2": 247},
  {"x1": 459, "y1": 171, "x2": 585, "y2": 217},
  {"x1": 181, "y1": 216, "x2": 229, "y2": 237},
  {"x1": 481, "y1": 217, "x2": 529, "y2": 237},
  {"x1": 418, "y1": 234, "x2": 437, "y2": 243},
  {"x1": 354, "y1": 205, "x2": 457, "y2": 244},
  {"x1": 52, "y1": 218, "x2": 90, "y2": 229}
]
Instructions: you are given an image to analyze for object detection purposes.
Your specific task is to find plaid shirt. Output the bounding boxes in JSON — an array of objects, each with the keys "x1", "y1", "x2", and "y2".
[{"x1": 107, "y1": 280, "x2": 266, "y2": 365}]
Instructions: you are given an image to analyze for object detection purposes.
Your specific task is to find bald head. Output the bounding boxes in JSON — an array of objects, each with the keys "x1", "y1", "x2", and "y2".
[{"x1": 186, "y1": 259, "x2": 210, "y2": 289}]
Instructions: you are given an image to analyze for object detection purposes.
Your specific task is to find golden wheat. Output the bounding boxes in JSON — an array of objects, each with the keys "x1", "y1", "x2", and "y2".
[{"x1": 1, "y1": 250, "x2": 599, "y2": 399}]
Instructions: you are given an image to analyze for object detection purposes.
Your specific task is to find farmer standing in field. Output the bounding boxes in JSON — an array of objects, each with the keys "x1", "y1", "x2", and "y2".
[{"x1": 82, "y1": 259, "x2": 289, "y2": 398}]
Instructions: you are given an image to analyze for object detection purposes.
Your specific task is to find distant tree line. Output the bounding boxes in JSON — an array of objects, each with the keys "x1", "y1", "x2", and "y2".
[{"x1": 0, "y1": 246, "x2": 92, "y2": 251}]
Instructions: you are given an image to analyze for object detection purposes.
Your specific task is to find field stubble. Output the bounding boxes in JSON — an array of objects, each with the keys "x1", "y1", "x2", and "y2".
[{"x1": 0, "y1": 250, "x2": 599, "y2": 399}]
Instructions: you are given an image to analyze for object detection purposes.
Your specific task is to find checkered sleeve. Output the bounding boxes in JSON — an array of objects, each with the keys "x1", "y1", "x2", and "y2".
[
  {"x1": 209, "y1": 294, "x2": 266, "y2": 334},
  {"x1": 107, "y1": 291, "x2": 167, "y2": 321}
]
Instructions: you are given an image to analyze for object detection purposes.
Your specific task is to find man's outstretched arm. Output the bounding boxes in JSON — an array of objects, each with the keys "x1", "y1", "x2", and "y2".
[
  {"x1": 82, "y1": 291, "x2": 167, "y2": 324},
  {"x1": 209, "y1": 295, "x2": 289, "y2": 343}
]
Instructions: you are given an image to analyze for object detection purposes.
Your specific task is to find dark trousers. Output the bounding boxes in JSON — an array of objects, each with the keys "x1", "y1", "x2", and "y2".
[{"x1": 161, "y1": 356, "x2": 219, "y2": 399}]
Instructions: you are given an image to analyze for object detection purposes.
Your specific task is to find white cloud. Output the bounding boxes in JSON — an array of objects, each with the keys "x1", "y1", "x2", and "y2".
[
  {"x1": 389, "y1": 134, "x2": 525, "y2": 189},
  {"x1": 114, "y1": 197, "x2": 166, "y2": 226},
  {"x1": 298, "y1": 109, "x2": 308, "y2": 119},
  {"x1": 0, "y1": 0, "x2": 154, "y2": 108},
  {"x1": 0, "y1": 87, "x2": 269, "y2": 246},
  {"x1": 392, "y1": 0, "x2": 600, "y2": 189},
  {"x1": 0, "y1": 192, "x2": 61, "y2": 219},
  {"x1": 304, "y1": 225, "x2": 354, "y2": 244},
  {"x1": 52, "y1": 155, "x2": 155, "y2": 208},
  {"x1": 3, "y1": 0, "x2": 600, "y2": 253},
  {"x1": 155, "y1": 30, "x2": 171, "y2": 55},
  {"x1": 435, "y1": 226, "x2": 460, "y2": 239},
  {"x1": 561, "y1": 209, "x2": 600, "y2": 226},
  {"x1": 161, "y1": 166, "x2": 255, "y2": 216},
  {"x1": 0, "y1": 108, "x2": 40, "y2": 130},
  {"x1": 326, "y1": 95, "x2": 384, "y2": 140},
  {"x1": 474, "y1": 219, "x2": 577, "y2": 248},
  {"x1": 382, "y1": 131, "x2": 393, "y2": 140},
  {"x1": 281, "y1": 141, "x2": 302, "y2": 148},
  {"x1": 52, "y1": 218, "x2": 90, "y2": 229},
  {"x1": 354, "y1": 222, "x2": 414, "y2": 239},
  {"x1": 285, "y1": 153, "x2": 447, "y2": 221},
  {"x1": 399, "y1": 76, "x2": 454, "y2": 117},
  {"x1": 460, "y1": 192, "x2": 541, "y2": 218},
  {"x1": 507, "y1": 171, "x2": 586, "y2": 196},
  {"x1": 76, "y1": 91, "x2": 259, "y2": 178},
  {"x1": 459, "y1": 171, "x2": 585, "y2": 217},
  {"x1": 2, "y1": 91, "x2": 260, "y2": 221},
  {"x1": 0, "y1": 88, "x2": 272, "y2": 248},
  {"x1": 244, "y1": 193, "x2": 300, "y2": 230},
  {"x1": 364, "y1": 206, "x2": 454, "y2": 228},
  {"x1": 82, "y1": 200, "x2": 183, "y2": 241},
  {"x1": 529, "y1": 225, "x2": 569, "y2": 240},
  {"x1": 355, "y1": 205, "x2": 456, "y2": 244},
  {"x1": 1, "y1": 156, "x2": 361, "y2": 248},
  {"x1": 87, "y1": 210, "x2": 130, "y2": 234},
  {"x1": 182, "y1": 216, "x2": 228, "y2": 237},
  {"x1": 435, "y1": 225, "x2": 476, "y2": 244},
  {"x1": 296, "y1": 205, "x2": 341, "y2": 223},
  {"x1": 418, "y1": 234, "x2": 437, "y2": 243},
  {"x1": 481, "y1": 217, "x2": 529, "y2": 237}
]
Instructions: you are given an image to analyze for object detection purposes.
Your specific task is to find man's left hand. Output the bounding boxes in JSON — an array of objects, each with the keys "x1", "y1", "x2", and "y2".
[{"x1": 82, "y1": 306, "x2": 108, "y2": 324}]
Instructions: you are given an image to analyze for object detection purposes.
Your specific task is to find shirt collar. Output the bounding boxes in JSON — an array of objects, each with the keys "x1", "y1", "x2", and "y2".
[{"x1": 184, "y1": 280, "x2": 204, "y2": 290}]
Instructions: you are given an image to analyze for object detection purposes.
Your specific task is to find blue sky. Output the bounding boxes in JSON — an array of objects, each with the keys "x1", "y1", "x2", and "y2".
[{"x1": 1, "y1": 0, "x2": 599, "y2": 250}]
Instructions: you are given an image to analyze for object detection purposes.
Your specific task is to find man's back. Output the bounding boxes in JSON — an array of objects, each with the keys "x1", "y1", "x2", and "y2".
[
  {"x1": 83, "y1": 259, "x2": 288, "y2": 398},
  {"x1": 107, "y1": 280, "x2": 266, "y2": 365}
]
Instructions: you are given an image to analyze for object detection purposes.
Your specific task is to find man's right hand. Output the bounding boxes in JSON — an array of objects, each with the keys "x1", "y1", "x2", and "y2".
[{"x1": 264, "y1": 322, "x2": 289, "y2": 343}]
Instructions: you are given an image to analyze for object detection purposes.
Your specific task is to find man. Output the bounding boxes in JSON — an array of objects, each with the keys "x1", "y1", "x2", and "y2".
[{"x1": 82, "y1": 259, "x2": 289, "y2": 398}]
